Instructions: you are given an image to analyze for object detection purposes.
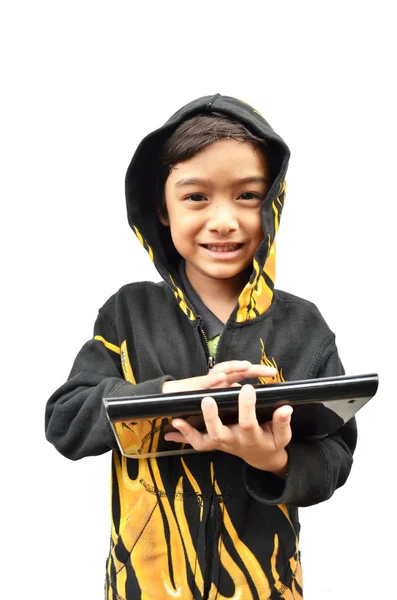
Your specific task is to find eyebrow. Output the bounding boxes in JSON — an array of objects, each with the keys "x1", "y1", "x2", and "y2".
[{"x1": 174, "y1": 176, "x2": 269, "y2": 188}]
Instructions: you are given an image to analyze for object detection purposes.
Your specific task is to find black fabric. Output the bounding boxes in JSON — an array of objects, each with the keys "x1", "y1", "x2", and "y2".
[
  {"x1": 178, "y1": 261, "x2": 224, "y2": 336},
  {"x1": 45, "y1": 282, "x2": 356, "y2": 599}
]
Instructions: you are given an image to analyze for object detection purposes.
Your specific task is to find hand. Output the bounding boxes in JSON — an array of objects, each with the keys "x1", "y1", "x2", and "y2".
[
  {"x1": 162, "y1": 360, "x2": 277, "y2": 393},
  {"x1": 164, "y1": 384, "x2": 293, "y2": 476}
]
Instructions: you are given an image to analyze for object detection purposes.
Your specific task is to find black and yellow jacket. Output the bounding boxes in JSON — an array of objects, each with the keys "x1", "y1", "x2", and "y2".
[{"x1": 45, "y1": 95, "x2": 356, "y2": 600}]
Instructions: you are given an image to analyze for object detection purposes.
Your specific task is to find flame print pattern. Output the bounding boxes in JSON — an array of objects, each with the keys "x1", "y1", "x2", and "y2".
[
  {"x1": 105, "y1": 341, "x2": 303, "y2": 599},
  {"x1": 106, "y1": 452, "x2": 303, "y2": 599},
  {"x1": 133, "y1": 225, "x2": 154, "y2": 262},
  {"x1": 133, "y1": 226, "x2": 196, "y2": 321},
  {"x1": 236, "y1": 180, "x2": 286, "y2": 323},
  {"x1": 169, "y1": 274, "x2": 197, "y2": 321},
  {"x1": 258, "y1": 339, "x2": 286, "y2": 385}
]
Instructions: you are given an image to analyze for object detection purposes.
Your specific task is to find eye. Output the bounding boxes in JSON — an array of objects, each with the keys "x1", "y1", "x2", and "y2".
[
  {"x1": 238, "y1": 192, "x2": 264, "y2": 201},
  {"x1": 185, "y1": 193, "x2": 207, "y2": 202}
]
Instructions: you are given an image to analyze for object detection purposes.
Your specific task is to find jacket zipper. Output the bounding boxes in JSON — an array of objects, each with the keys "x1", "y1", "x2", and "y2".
[
  {"x1": 199, "y1": 324, "x2": 218, "y2": 597},
  {"x1": 203, "y1": 493, "x2": 216, "y2": 600},
  {"x1": 200, "y1": 326, "x2": 216, "y2": 369},
  {"x1": 199, "y1": 322, "x2": 225, "y2": 597}
]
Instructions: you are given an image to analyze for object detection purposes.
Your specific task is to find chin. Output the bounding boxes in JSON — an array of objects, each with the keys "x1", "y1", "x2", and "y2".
[{"x1": 209, "y1": 268, "x2": 251, "y2": 282}]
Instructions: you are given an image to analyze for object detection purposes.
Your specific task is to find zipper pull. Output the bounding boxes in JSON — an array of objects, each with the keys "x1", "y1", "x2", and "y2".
[{"x1": 200, "y1": 325, "x2": 216, "y2": 369}]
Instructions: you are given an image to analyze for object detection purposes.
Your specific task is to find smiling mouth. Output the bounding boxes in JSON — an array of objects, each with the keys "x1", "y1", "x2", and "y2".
[{"x1": 201, "y1": 243, "x2": 244, "y2": 252}]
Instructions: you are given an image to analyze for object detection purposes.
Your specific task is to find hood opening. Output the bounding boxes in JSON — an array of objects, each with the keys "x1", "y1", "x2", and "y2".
[{"x1": 125, "y1": 94, "x2": 290, "y2": 287}]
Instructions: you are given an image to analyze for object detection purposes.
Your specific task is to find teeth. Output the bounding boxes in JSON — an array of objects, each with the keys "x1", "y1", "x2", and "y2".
[{"x1": 205, "y1": 244, "x2": 240, "y2": 252}]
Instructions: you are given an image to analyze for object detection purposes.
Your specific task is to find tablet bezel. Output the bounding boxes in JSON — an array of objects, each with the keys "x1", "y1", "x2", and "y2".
[{"x1": 103, "y1": 373, "x2": 378, "y2": 458}]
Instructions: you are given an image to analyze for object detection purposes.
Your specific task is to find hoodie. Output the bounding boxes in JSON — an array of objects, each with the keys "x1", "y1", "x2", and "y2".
[{"x1": 45, "y1": 94, "x2": 356, "y2": 600}]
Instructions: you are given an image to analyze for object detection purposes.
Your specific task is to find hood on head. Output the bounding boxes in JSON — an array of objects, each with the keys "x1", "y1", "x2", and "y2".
[{"x1": 125, "y1": 94, "x2": 290, "y2": 322}]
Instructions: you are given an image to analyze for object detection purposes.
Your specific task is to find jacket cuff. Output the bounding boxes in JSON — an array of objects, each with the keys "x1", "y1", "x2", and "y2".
[
  {"x1": 243, "y1": 463, "x2": 287, "y2": 504},
  {"x1": 244, "y1": 439, "x2": 328, "y2": 506},
  {"x1": 108, "y1": 375, "x2": 175, "y2": 399}
]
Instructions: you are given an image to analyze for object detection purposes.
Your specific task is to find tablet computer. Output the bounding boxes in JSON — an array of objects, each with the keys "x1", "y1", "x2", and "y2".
[{"x1": 103, "y1": 373, "x2": 378, "y2": 458}]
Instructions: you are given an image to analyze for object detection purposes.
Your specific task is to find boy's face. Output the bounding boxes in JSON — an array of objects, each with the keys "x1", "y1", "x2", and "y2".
[{"x1": 162, "y1": 139, "x2": 270, "y2": 293}]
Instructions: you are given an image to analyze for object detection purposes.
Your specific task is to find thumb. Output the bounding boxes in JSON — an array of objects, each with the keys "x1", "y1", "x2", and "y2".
[
  {"x1": 274, "y1": 405, "x2": 293, "y2": 426},
  {"x1": 272, "y1": 405, "x2": 293, "y2": 448}
]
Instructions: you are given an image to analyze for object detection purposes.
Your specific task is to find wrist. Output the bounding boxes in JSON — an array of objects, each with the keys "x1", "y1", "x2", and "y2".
[
  {"x1": 269, "y1": 449, "x2": 289, "y2": 479},
  {"x1": 248, "y1": 449, "x2": 289, "y2": 479},
  {"x1": 271, "y1": 460, "x2": 289, "y2": 480}
]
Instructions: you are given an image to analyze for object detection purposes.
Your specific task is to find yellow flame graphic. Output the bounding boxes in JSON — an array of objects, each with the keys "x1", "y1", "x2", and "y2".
[
  {"x1": 258, "y1": 339, "x2": 285, "y2": 384},
  {"x1": 107, "y1": 456, "x2": 302, "y2": 599}
]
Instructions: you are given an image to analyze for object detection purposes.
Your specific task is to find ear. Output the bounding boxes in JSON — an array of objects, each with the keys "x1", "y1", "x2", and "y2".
[
  {"x1": 155, "y1": 184, "x2": 169, "y2": 226},
  {"x1": 157, "y1": 209, "x2": 169, "y2": 226}
]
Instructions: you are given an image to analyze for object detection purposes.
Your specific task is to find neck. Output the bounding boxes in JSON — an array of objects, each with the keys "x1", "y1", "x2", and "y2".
[{"x1": 185, "y1": 267, "x2": 251, "y2": 324}]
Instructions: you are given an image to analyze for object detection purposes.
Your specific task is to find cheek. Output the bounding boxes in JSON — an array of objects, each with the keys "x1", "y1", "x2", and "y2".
[
  {"x1": 168, "y1": 216, "x2": 196, "y2": 250},
  {"x1": 169, "y1": 211, "x2": 202, "y2": 232},
  {"x1": 248, "y1": 213, "x2": 263, "y2": 242}
]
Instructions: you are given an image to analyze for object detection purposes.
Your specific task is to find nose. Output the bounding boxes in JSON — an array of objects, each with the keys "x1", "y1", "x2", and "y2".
[{"x1": 206, "y1": 202, "x2": 239, "y2": 235}]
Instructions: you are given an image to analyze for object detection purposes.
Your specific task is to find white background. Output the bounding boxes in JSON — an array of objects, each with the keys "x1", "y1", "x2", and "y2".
[{"x1": 1, "y1": 1, "x2": 396, "y2": 598}]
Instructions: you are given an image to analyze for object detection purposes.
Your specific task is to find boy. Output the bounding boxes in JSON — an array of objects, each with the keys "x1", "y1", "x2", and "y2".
[{"x1": 45, "y1": 94, "x2": 356, "y2": 599}]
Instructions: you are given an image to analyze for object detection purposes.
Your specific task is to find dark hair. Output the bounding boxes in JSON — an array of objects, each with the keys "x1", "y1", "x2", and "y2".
[{"x1": 156, "y1": 113, "x2": 270, "y2": 221}]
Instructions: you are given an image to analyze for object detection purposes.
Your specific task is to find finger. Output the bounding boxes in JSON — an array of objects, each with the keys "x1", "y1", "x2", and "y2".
[
  {"x1": 163, "y1": 430, "x2": 187, "y2": 443},
  {"x1": 193, "y1": 369, "x2": 238, "y2": 390},
  {"x1": 271, "y1": 405, "x2": 293, "y2": 449},
  {"x1": 238, "y1": 384, "x2": 259, "y2": 433},
  {"x1": 212, "y1": 360, "x2": 252, "y2": 374},
  {"x1": 245, "y1": 365, "x2": 277, "y2": 379},
  {"x1": 201, "y1": 397, "x2": 232, "y2": 445},
  {"x1": 213, "y1": 360, "x2": 276, "y2": 379},
  {"x1": 206, "y1": 369, "x2": 246, "y2": 389},
  {"x1": 208, "y1": 364, "x2": 277, "y2": 388},
  {"x1": 206, "y1": 362, "x2": 250, "y2": 388},
  {"x1": 205, "y1": 370, "x2": 231, "y2": 388},
  {"x1": 164, "y1": 418, "x2": 194, "y2": 443},
  {"x1": 166, "y1": 416, "x2": 217, "y2": 452}
]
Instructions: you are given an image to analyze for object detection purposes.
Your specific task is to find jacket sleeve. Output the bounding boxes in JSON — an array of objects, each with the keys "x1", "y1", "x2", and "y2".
[
  {"x1": 243, "y1": 338, "x2": 357, "y2": 507},
  {"x1": 45, "y1": 308, "x2": 173, "y2": 460}
]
